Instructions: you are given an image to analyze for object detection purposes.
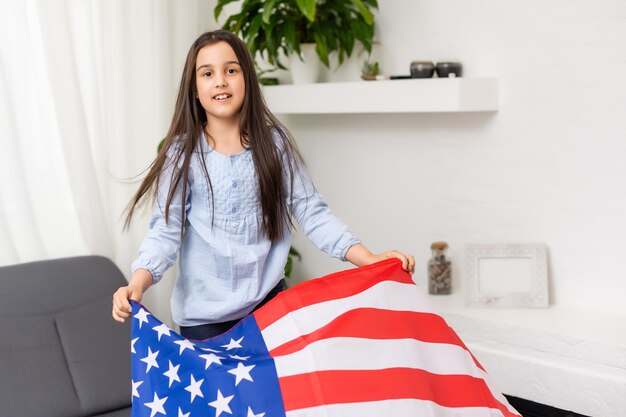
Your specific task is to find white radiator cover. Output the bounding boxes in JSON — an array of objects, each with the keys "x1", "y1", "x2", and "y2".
[{"x1": 442, "y1": 312, "x2": 626, "y2": 417}]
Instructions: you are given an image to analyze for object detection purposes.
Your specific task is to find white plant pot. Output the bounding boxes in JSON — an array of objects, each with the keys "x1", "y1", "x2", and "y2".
[{"x1": 289, "y1": 43, "x2": 322, "y2": 84}]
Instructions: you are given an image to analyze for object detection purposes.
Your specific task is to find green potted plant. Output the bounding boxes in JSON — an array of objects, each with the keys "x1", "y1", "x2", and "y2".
[
  {"x1": 215, "y1": 0, "x2": 378, "y2": 81},
  {"x1": 361, "y1": 60, "x2": 379, "y2": 80}
]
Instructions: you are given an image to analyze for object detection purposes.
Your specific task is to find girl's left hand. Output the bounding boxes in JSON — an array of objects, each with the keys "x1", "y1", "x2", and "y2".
[
  {"x1": 346, "y1": 244, "x2": 415, "y2": 275},
  {"x1": 370, "y1": 250, "x2": 415, "y2": 275}
]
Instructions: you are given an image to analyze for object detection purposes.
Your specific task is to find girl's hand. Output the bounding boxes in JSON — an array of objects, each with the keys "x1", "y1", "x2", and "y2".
[
  {"x1": 346, "y1": 244, "x2": 415, "y2": 275},
  {"x1": 370, "y1": 250, "x2": 416, "y2": 275},
  {"x1": 111, "y1": 268, "x2": 153, "y2": 323},
  {"x1": 112, "y1": 285, "x2": 144, "y2": 323}
]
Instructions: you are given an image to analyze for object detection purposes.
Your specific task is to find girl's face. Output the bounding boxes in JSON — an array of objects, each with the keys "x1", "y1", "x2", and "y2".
[{"x1": 195, "y1": 41, "x2": 245, "y2": 124}]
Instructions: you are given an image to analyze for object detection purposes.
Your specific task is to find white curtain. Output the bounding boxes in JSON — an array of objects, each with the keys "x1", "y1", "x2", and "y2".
[{"x1": 0, "y1": 0, "x2": 214, "y2": 324}]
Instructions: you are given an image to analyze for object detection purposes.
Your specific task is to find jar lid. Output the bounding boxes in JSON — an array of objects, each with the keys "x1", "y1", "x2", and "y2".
[{"x1": 430, "y1": 241, "x2": 448, "y2": 250}]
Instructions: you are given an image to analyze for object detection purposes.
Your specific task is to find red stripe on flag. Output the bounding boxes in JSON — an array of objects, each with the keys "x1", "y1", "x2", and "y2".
[
  {"x1": 279, "y1": 368, "x2": 517, "y2": 417},
  {"x1": 255, "y1": 259, "x2": 412, "y2": 330},
  {"x1": 269, "y1": 308, "x2": 483, "y2": 370}
]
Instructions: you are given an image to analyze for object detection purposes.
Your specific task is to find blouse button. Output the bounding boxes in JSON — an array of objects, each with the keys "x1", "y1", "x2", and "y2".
[{"x1": 232, "y1": 180, "x2": 238, "y2": 188}]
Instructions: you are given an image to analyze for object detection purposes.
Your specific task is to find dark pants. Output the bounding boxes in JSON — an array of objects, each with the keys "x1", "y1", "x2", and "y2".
[{"x1": 180, "y1": 279, "x2": 285, "y2": 341}]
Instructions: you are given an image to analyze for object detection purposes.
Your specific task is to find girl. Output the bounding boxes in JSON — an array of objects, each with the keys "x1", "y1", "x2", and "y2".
[{"x1": 112, "y1": 30, "x2": 415, "y2": 340}]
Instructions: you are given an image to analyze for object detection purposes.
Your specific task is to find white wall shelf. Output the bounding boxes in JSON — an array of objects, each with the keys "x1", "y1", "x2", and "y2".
[{"x1": 262, "y1": 77, "x2": 499, "y2": 114}]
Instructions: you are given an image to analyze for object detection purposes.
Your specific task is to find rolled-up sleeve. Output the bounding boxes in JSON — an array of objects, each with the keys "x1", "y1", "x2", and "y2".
[
  {"x1": 285, "y1": 154, "x2": 360, "y2": 261},
  {"x1": 131, "y1": 147, "x2": 191, "y2": 283}
]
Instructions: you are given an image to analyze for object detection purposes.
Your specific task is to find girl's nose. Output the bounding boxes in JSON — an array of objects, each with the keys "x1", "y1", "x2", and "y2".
[{"x1": 214, "y1": 73, "x2": 227, "y2": 88}]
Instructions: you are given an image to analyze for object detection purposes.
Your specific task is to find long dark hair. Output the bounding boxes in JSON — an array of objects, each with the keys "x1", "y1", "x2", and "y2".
[{"x1": 124, "y1": 30, "x2": 302, "y2": 241}]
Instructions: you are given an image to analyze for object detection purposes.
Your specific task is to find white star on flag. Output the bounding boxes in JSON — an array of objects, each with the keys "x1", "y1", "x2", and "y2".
[
  {"x1": 177, "y1": 407, "x2": 190, "y2": 417},
  {"x1": 247, "y1": 407, "x2": 266, "y2": 417},
  {"x1": 229, "y1": 354, "x2": 250, "y2": 361},
  {"x1": 227, "y1": 362, "x2": 255, "y2": 386},
  {"x1": 144, "y1": 392, "x2": 167, "y2": 417},
  {"x1": 221, "y1": 336, "x2": 243, "y2": 350},
  {"x1": 163, "y1": 360, "x2": 181, "y2": 387},
  {"x1": 199, "y1": 352, "x2": 224, "y2": 369},
  {"x1": 174, "y1": 339, "x2": 195, "y2": 355},
  {"x1": 208, "y1": 389, "x2": 234, "y2": 417},
  {"x1": 134, "y1": 308, "x2": 150, "y2": 329},
  {"x1": 131, "y1": 337, "x2": 138, "y2": 354},
  {"x1": 152, "y1": 323, "x2": 171, "y2": 341},
  {"x1": 140, "y1": 347, "x2": 159, "y2": 373},
  {"x1": 132, "y1": 380, "x2": 143, "y2": 398},
  {"x1": 184, "y1": 374, "x2": 204, "y2": 402}
]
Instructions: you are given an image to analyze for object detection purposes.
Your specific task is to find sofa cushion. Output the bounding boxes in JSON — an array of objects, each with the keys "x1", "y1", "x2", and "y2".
[
  {"x1": 0, "y1": 256, "x2": 132, "y2": 417},
  {"x1": 0, "y1": 315, "x2": 80, "y2": 417},
  {"x1": 56, "y1": 297, "x2": 131, "y2": 415},
  {"x1": 0, "y1": 256, "x2": 127, "y2": 315}
]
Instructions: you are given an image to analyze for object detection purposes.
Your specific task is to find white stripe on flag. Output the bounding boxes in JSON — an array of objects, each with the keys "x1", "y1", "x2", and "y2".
[
  {"x1": 262, "y1": 280, "x2": 433, "y2": 350},
  {"x1": 274, "y1": 336, "x2": 519, "y2": 416},
  {"x1": 284, "y1": 398, "x2": 507, "y2": 417},
  {"x1": 273, "y1": 337, "x2": 483, "y2": 379}
]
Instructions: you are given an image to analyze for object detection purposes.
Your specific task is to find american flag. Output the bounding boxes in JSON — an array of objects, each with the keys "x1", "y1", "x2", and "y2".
[{"x1": 130, "y1": 259, "x2": 521, "y2": 417}]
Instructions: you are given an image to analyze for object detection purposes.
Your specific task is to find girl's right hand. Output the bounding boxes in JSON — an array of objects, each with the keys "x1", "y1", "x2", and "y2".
[
  {"x1": 112, "y1": 285, "x2": 144, "y2": 323},
  {"x1": 111, "y1": 268, "x2": 153, "y2": 323}
]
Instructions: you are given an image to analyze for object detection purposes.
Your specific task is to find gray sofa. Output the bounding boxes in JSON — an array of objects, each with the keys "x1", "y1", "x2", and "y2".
[{"x1": 0, "y1": 256, "x2": 131, "y2": 417}]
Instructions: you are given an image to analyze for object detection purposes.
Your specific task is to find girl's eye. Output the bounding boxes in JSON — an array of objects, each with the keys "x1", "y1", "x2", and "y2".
[
  {"x1": 226, "y1": 68, "x2": 237, "y2": 74},
  {"x1": 203, "y1": 71, "x2": 212, "y2": 77}
]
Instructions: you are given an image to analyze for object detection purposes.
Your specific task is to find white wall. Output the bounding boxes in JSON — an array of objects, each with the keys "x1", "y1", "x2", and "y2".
[{"x1": 282, "y1": 0, "x2": 626, "y2": 318}]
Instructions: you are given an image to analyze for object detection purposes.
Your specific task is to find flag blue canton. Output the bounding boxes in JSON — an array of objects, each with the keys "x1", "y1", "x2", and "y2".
[{"x1": 130, "y1": 301, "x2": 286, "y2": 417}]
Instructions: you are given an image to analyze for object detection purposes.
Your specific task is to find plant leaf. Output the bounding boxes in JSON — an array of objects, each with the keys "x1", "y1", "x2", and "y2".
[
  {"x1": 265, "y1": 27, "x2": 279, "y2": 64},
  {"x1": 262, "y1": 0, "x2": 277, "y2": 24},
  {"x1": 352, "y1": 19, "x2": 373, "y2": 53},
  {"x1": 285, "y1": 19, "x2": 298, "y2": 54},
  {"x1": 214, "y1": 0, "x2": 242, "y2": 20},
  {"x1": 338, "y1": 27, "x2": 355, "y2": 58},
  {"x1": 296, "y1": 0, "x2": 316, "y2": 22},
  {"x1": 289, "y1": 246, "x2": 302, "y2": 260},
  {"x1": 230, "y1": 10, "x2": 247, "y2": 33},
  {"x1": 284, "y1": 257, "x2": 293, "y2": 278},
  {"x1": 350, "y1": 0, "x2": 374, "y2": 25},
  {"x1": 246, "y1": 13, "x2": 263, "y2": 49},
  {"x1": 314, "y1": 33, "x2": 330, "y2": 68},
  {"x1": 361, "y1": 0, "x2": 378, "y2": 8}
]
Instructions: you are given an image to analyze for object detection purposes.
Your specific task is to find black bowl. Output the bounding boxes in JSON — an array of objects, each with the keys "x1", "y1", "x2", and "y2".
[
  {"x1": 410, "y1": 61, "x2": 435, "y2": 78},
  {"x1": 436, "y1": 62, "x2": 463, "y2": 78}
]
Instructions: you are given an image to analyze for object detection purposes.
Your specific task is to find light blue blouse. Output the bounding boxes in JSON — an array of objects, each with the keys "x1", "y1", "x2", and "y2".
[{"x1": 131, "y1": 132, "x2": 360, "y2": 326}]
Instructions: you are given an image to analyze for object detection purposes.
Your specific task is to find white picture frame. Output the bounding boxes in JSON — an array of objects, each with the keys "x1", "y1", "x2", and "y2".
[{"x1": 465, "y1": 243, "x2": 549, "y2": 308}]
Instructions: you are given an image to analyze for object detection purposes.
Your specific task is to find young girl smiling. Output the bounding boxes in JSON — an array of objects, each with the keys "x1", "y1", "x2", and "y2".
[{"x1": 112, "y1": 30, "x2": 414, "y2": 340}]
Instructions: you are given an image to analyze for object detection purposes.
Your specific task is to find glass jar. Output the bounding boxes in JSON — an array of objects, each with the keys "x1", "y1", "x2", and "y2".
[{"x1": 428, "y1": 241, "x2": 451, "y2": 295}]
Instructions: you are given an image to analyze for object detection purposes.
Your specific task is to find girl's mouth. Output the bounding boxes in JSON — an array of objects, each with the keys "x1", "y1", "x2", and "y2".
[{"x1": 213, "y1": 94, "x2": 232, "y2": 101}]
